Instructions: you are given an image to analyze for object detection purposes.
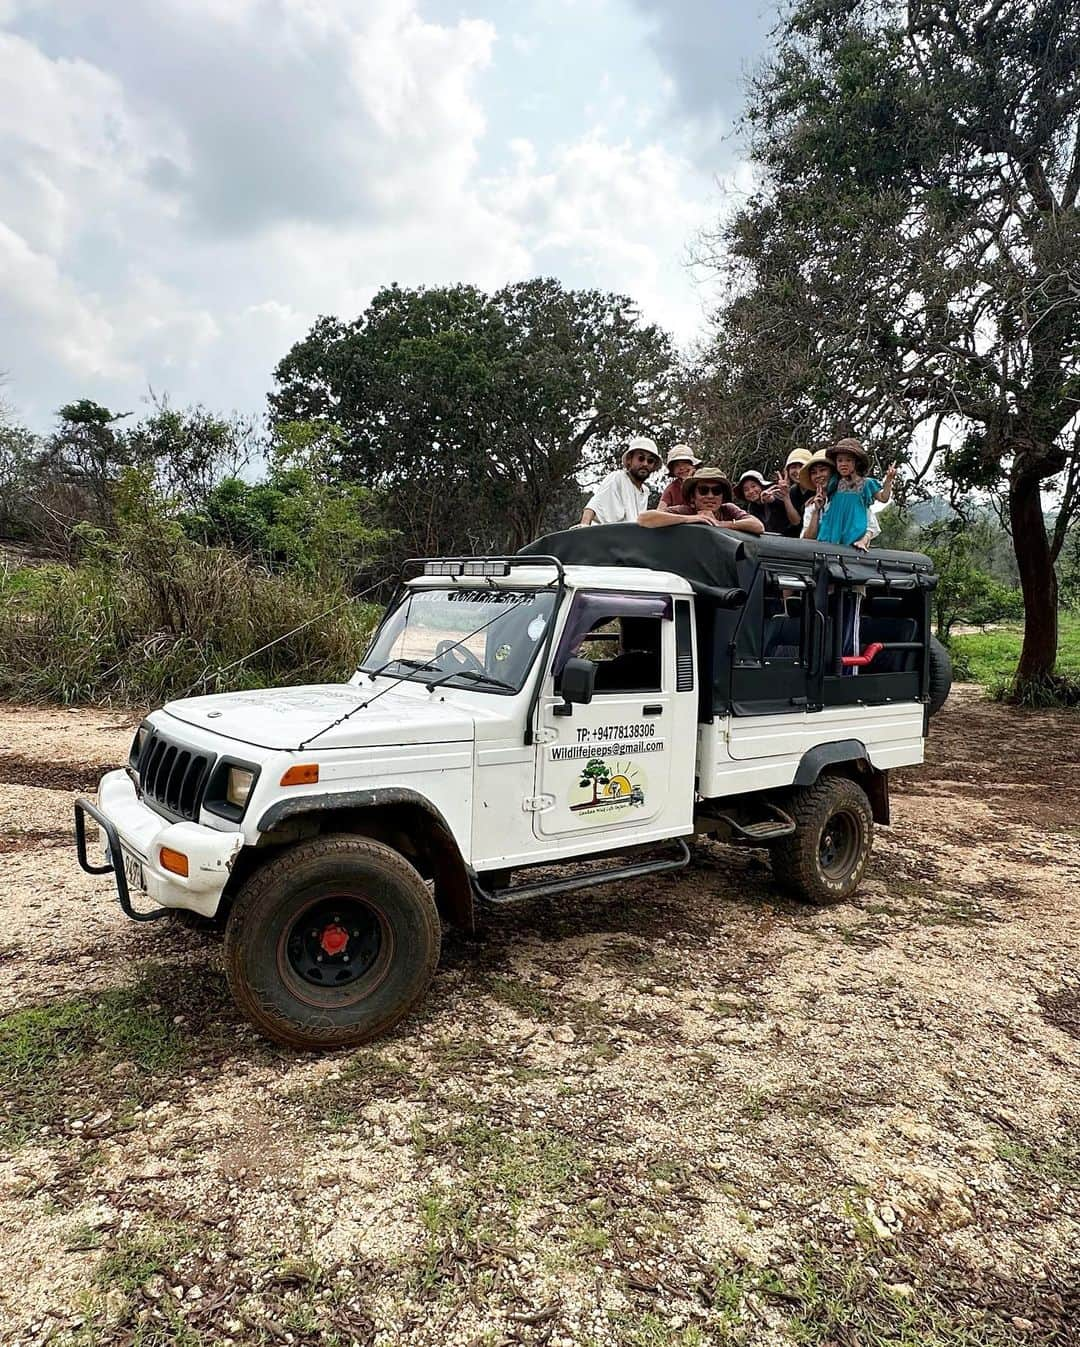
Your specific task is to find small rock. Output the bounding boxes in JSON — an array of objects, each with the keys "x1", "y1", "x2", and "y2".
[
  {"x1": 1011, "y1": 1318, "x2": 1035, "y2": 1333},
  {"x1": 553, "y1": 1025, "x2": 575, "y2": 1044},
  {"x1": 104, "y1": 1289, "x2": 128, "y2": 1325},
  {"x1": 187, "y1": 1286, "x2": 202, "y2": 1301},
  {"x1": 886, "y1": 1282, "x2": 915, "y2": 1299},
  {"x1": 142, "y1": 1276, "x2": 166, "y2": 1301}
]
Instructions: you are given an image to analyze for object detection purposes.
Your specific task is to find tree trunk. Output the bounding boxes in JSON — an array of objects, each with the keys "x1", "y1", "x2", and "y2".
[{"x1": 1008, "y1": 469, "x2": 1059, "y2": 694}]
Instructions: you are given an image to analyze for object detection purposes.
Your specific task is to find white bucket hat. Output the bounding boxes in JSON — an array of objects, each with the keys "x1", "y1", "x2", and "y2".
[
  {"x1": 666, "y1": 444, "x2": 701, "y2": 469},
  {"x1": 622, "y1": 436, "x2": 662, "y2": 469}
]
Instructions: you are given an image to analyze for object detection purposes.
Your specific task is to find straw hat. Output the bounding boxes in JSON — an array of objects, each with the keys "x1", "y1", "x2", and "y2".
[
  {"x1": 784, "y1": 448, "x2": 813, "y2": 470},
  {"x1": 622, "y1": 435, "x2": 662, "y2": 469},
  {"x1": 734, "y1": 470, "x2": 770, "y2": 501},
  {"x1": 683, "y1": 466, "x2": 734, "y2": 505},
  {"x1": 666, "y1": 444, "x2": 701, "y2": 469},
  {"x1": 798, "y1": 451, "x2": 835, "y2": 492},
  {"x1": 826, "y1": 437, "x2": 870, "y2": 473}
]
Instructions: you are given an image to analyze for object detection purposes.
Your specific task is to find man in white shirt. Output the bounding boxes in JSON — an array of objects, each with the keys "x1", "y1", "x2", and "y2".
[{"x1": 579, "y1": 437, "x2": 662, "y2": 526}]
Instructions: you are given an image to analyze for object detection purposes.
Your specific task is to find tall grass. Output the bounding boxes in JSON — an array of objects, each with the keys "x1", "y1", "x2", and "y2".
[{"x1": 0, "y1": 545, "x2": 378, "y2": 706}]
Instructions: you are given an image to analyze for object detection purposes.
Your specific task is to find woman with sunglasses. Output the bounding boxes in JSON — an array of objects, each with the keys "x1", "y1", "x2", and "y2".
[{"x1": 638, "y1": 467, "x2": 765, "y2": 534}]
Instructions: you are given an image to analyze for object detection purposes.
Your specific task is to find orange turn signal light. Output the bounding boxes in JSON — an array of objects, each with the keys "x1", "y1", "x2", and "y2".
[
  {"x1": 160, "y1": 847, "x2": 189, "y2": 877},
  {"x1": 280, "y1": 763, "x2": 320, "y2": 787}
]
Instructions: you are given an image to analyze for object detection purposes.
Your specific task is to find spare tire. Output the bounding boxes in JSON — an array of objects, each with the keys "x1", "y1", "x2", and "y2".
[{"x1": 927, "y1": 635, "x2": 952, "y2": 716}]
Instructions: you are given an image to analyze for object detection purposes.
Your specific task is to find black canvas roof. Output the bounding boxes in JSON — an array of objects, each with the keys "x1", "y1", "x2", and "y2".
[{"x1": 519, "y1": 523, "x2": 934, "y2": 598}]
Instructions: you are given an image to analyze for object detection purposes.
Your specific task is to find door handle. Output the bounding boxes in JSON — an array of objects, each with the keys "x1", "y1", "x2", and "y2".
[{"x1": 642, "y1": 704, "x2": 663, "y2": 715}]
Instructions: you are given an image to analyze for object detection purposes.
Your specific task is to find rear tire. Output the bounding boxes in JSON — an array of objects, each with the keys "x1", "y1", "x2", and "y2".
[
  {"x1": 224, "y1": 834, "x2": 440, "y2": 1050},
  {"x1": 770, "y1": 775, "x2": 873, "y2": 904},
  {"x1": 927, "y1": 636, "x2": 952, "y2": 716}
]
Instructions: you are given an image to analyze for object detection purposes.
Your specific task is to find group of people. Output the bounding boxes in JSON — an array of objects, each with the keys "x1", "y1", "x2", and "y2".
[{"x1": 580, "y1": 436, "x2": 896, "y2": 551}]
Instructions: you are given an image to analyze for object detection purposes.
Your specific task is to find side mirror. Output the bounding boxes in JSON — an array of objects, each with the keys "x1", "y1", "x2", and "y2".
[{"x1": 553, "y1": 657, "x2": 595, "y2": 716}]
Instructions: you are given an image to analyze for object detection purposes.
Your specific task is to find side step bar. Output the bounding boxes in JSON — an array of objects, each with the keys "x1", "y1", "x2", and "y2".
[
  {"x1": 695, "y1": 803, "x2": 795, "y2": 843},
  {"x1": 473, "y1": 839, "x2": 691, "y2": 907}
]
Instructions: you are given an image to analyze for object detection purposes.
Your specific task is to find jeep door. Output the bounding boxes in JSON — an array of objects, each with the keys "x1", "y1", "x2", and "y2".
[{"x1": 532, "y1": 591, "x2": 697, "y2": 840}]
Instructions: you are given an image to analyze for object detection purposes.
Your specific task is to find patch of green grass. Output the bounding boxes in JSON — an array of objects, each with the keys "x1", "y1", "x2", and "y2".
[
  {"x1": 292, "y1": 1050, "x2": 417, "y2": 1127},
  {"x1": 429, "y1": 1035, "x2": 490, "y2": 1067},
  {"x1": 94, "y1": 1222, "x2": 203, "y2": 1293},
  {"x1": 607, "y1": 1312, "x2": 704, "y2": 1346},
  {"x1": 994, "y1": 1134, "x2": 1080, "y2": 1188},
  {"x1": 412, "y1": 1184, "x2": 488, "y2": 1298},
  {"x1": 486, "y1": 975, "x2": 554, "y2": 1020},
  {"x1": 737, "y1": 1086, "x2": 772, "y2": 1124},
  {"x1": 776, "y1": 1245, "x2": 1022, "y2": 1345},
  {"x1": 437, "y1": 1117, "x2": 585, "y2": 1205},
  {"x1": 949, "y1": 613, "x2": 1080, "y2": 691},
  {"x1": 570, "y1": 1222, "x2": 610, "y2": 1253},
  {"x1": 64, "y1": 1221, "x2": 105, "y2": 1253},
  {"x1": 0, "y1": 980, "x2": 188, "y2": 1145}
]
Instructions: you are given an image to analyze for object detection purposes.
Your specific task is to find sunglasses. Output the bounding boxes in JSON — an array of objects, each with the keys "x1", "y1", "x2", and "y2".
[{"x1": 695, "y1": 484, "x2": 725, "y2": 495}]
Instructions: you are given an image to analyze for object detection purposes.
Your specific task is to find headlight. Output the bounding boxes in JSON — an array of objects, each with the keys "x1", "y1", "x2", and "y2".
[
  {"x1": 128, "y1": 725, "x2": 149, "y2": 769},
  {"x1": 226, "y1": 767, "x2": 255, "y2": 807}
]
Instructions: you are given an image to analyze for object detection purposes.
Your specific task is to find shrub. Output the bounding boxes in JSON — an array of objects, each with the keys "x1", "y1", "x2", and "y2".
[{"x1": 0, "y1": 473, "x2": 379, "y2": 706}]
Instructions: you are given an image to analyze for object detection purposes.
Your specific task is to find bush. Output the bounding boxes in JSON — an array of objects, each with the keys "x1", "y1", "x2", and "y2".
[{"x1": 0, "y1": 475, "x2": 379, "y2": 706}]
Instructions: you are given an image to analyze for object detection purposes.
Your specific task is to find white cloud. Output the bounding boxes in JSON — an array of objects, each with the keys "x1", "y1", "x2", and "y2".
[{"x1": 0, "y1": 0, "x2": 725, "y2": 428}]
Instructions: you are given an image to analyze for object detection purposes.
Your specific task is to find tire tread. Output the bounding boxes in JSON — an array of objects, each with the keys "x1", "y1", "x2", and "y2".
[
  {"x1": 224, "y1": 834, "x2": 440, "y2": 1050},
  {"x1": 770, "y1": 775, "x2": 873, "y2": 904}
]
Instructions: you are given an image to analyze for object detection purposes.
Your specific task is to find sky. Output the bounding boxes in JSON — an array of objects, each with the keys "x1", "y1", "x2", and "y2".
[{"x1": 0, "y1": 0, "x2": 777, "y2": 432}]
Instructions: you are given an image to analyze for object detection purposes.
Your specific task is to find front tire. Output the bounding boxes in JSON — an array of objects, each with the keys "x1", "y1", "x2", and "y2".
[
  {"x1": 770, "y1": 775, "x2": 874, "y2": 904},
  {"x1": 224, "y1": 834, "x2": 441, "y2": 1050}
]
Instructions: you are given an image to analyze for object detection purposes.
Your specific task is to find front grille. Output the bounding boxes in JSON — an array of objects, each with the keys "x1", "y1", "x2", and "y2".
[{"x1": 138, "y1": 732, "x2": 213, "y2": 822}]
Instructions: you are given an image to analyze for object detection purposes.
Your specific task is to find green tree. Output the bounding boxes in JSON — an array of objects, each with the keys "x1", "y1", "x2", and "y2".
[
  {"x1": 186, "y1": 420, "x2": 389, "y2": 582},
  {"x1": 37, "y1": 400, "x2": 131, "y2": 527},
  {"x1": 698, "y1": 0, "x2": 1080, "y2": 698},
  {"x1": 127, "y1": 397, "x2": 256, "y2": 512},
  {"x1": 921, "y1": 519, "x2": 1024, "y2": 638},
  {"x1": 270, "y1": 279, "x2": 679, "y2": 554},
  {"x1": 0, "y1": 408, "x2": 39, "y2": 540}
]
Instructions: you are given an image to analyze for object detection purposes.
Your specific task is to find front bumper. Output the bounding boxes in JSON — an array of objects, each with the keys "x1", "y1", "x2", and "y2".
[{"x1": 75, "y1": 769, "x2": 244, "y2": 919}]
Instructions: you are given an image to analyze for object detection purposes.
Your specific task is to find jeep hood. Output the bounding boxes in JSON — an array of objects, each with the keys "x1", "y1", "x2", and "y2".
[{"x1": 162, "y1": 683, "x2": 475, "y2": 751}]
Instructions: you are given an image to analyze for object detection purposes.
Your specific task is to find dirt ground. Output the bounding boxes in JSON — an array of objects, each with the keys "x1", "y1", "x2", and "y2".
[{"x1": 0, "y1": 687, "x2": 1077, "y2": 1347}]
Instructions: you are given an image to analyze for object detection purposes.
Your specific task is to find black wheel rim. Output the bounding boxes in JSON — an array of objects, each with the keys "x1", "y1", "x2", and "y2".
[
  {"x1": 278, "y1": 895, "x2": 392, "y2": 1008},
  {"x1": 818, "y1": 808, "x2": 861, "y2": 881}
]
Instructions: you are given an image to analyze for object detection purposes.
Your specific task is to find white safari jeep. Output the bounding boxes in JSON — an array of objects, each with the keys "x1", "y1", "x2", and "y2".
[{"x1": 76, "y1": 524, "x2": 950, "y2": 1049}]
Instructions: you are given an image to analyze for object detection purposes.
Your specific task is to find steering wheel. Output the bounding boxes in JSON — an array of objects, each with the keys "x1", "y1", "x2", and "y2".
[{"x1": 434, "y1": 639, "x2": 485, "y2": 674}]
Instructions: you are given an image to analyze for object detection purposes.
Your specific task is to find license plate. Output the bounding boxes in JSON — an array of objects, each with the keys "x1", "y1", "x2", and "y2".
[{"x1": 122, "y1": 851, "x2": 146, "y2": 892}]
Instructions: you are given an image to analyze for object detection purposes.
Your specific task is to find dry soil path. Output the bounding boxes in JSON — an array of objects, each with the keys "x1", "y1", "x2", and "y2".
[{"x1": 0, "y1": 689, "x2": 1077, "y2": 1346}]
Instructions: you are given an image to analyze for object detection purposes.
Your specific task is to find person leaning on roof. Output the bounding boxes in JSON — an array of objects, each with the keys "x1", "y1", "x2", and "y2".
[
  {"x1": 579, "y1": 436, "x2": 663, "y2": 526},
  {"x1": 638, "y1": 467, "x2": 765, "y2": 534},
  {"x1": 734, "y1": 470, "x2": 789, "y2": 533},
  {"x1": 658, "y1": 444, "x2": 702, "y2": 510}
]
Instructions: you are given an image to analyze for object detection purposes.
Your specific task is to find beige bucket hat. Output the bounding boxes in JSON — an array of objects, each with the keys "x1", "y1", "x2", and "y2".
[
  {"x1": 666, "y1": 444, "x2": 701, "y2": 469},
  {"x1": 798, "y1": 452, "x2": 835, "y2": 492},
  {"x1": 683, "y1": 466, "x2": 735, "y2": 505},
  {"x1": 622, "y1": 435, "x2": 662, "y2": 469}
]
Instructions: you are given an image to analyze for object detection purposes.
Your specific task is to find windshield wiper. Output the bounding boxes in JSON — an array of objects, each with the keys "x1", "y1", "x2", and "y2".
[
  {"x1": 359, "y1": 656, "x2": 434, "y2": 682},
  {"x1": 427, "y1": 667, "x2": 515, "y2": 693}
]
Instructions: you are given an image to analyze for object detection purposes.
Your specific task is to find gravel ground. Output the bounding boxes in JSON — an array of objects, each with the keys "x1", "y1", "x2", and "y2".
[{"x1": 0, "y1": 688, "x2": 1077, "y2": 1346}]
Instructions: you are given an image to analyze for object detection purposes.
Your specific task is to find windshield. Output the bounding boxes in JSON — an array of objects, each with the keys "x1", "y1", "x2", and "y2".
[{"x1": 360, "y1": 587, "x2": 556, "y2": 693}]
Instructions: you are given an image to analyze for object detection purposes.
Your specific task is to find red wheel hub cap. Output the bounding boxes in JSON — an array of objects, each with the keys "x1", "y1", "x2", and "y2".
[{"x1": 319, "y1": 923, "x2": 349, "y2": 957}]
